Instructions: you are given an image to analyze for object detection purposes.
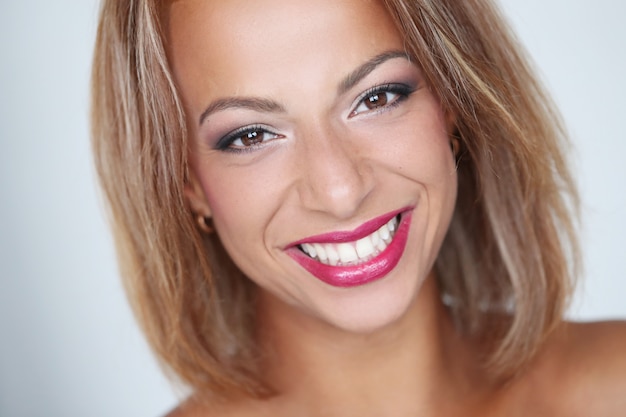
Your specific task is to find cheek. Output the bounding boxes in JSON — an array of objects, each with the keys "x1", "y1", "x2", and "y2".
[
  {"x1": 381, "y1": 109, "x2": 457, "y2": 185},
  {"x1": 198, "y1": 162, "x2": 285, "y2": 245},
  {"x1": 201, "y1": 174, "x2": 254, "y2": 232}
]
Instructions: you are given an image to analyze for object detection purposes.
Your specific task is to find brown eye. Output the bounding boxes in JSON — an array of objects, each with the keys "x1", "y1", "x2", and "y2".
[
  {"x1": 364, "y1": 92, "x2": 388, "y2": 110},
  {"x1": 217, "y1": 124, "x2": 284, "y2": 152},
  {"x1": 350, "y1": 84, "x2": 410, "y2": 117},
  {"x1": 239, "y1": 130, "x2": 264, "y2": 147},
  {"x1": 221, "y1": 126, "x2": 282, "y2": 151}
]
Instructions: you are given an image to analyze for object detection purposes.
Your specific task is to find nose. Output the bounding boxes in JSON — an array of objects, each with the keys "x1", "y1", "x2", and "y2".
[{"x1": 294, "y1": 123, "x2": 374, "y2": 220}]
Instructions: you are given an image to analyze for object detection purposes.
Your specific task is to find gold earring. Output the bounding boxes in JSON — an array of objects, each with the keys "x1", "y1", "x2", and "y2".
[{"x1": 196, "y1": 214, "x2": 213, "y2": 234}]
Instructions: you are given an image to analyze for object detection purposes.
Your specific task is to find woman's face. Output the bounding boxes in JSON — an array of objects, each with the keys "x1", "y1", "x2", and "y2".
[{"x1": 167, "y1": 0, "x2": 458, "y2": 333}]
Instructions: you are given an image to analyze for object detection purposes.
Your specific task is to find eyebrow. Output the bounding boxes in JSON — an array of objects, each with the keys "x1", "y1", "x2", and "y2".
[
  {"x1": 198, "y1": 49, "x2": 410, "y2": 126},
  {"x1": 199, "y1": 97, "x2": 285, "y2": 126},
  {"x1": 338, "y1": 50, "x2": 410, "y2": 95}
]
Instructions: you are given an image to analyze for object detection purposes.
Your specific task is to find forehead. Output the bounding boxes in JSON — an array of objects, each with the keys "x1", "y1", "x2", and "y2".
[
  {"x1": 164, "y1": 0, "x2": 405, "y2": 115},
  {"x1": 165, "y1": 0, "x2": 398, "y2": 53}
]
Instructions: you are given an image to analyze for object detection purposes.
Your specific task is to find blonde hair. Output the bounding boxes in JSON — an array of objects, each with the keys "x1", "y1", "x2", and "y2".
[{"x1": 91, "y1": 0, "x2": 579, "y2": 398}]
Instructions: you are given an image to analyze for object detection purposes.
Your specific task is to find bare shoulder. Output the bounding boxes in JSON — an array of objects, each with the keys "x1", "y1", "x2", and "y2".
[
  {"x1": 163, "y1": 395, "x2": 273, "y2": 417},
  {"x1": 164, "y1": 399, "x2": 207, "y2": 417},
  {"x1": 164, "y1": 396, "x2": 228, "y2": 417},
  {"x1": 559, "y1": 320, "x2": 626, "y2": 383},
  {"x1": 524, "y1": 320, "x2": 626, "y2": 416}
]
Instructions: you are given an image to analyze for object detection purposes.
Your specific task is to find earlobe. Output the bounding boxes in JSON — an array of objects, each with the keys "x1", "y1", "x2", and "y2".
[
  {"x1": 445, "y1": 111, "x2": 461, "y2": 160},
  {"x1": 184, "y1": 173, "x2": 212, "y2": 219},
  {"x1": 184, "y1": 177, "x2": 214, "y2": 234},
  {"x1": 450, "y1": 132, "x2": 460, "y2": 158}
]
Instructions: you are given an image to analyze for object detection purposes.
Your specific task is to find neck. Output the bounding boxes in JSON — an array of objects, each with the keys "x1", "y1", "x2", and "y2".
[{"x1": 256, "y1": 275, "x2": 485, "y2": 415}]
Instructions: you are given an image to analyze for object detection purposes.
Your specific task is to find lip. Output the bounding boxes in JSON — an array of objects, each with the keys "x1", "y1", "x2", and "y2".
[
  {"x1": 286, "y1": 208, "x2": 413, "y2": 287},
  {"x1": 288, "y1": 207, "x2": 408, "y2": 246}
]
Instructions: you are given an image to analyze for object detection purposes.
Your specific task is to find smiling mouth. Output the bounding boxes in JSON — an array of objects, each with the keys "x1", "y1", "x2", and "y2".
[
  {"x1": 287, "y1": 209, "x2": 412, "y2": 287},
  {"x1": 298, "y1": 215, "x2": 400, "y2": 266}
]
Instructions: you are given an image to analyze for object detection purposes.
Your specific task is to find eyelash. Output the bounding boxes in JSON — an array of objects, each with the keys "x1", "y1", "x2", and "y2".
[
  {"x1": 214, "y1": 83, "x2": 415, "y2": 153},
  {"x1": 350, "y1": 83, "x2": 415, "y2": 117},
  {"x1": 214, "y1": 124, "x2": 282, "y2": 153}
]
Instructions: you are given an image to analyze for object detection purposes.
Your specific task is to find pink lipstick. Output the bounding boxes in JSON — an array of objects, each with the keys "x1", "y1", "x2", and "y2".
[{"x1": 286, "y1": 208, "x2": 412, "y2": 287}]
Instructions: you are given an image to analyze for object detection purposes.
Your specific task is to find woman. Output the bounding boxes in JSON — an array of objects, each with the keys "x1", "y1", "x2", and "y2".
[{"x1": 91, "y1": 0, "x2": 626, "y2": 415}]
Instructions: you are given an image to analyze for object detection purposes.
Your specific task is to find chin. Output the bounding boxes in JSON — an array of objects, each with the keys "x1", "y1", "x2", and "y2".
[{"x1": 309, "y1": 268, "x2": 430, "y2": 335}]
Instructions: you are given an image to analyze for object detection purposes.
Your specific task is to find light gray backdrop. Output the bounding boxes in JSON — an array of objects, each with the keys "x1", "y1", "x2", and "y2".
[{"x1": 0, "y1": 1, "x2": 624, "y2": 416}]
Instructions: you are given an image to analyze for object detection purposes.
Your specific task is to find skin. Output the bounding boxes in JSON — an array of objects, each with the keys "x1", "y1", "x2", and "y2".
[
  {"x1": 164, "y1": 0, "x2": 626, "y2": 415},
  {"x1": 172, "y1": 0, "x2": 458, "y2": 335}
]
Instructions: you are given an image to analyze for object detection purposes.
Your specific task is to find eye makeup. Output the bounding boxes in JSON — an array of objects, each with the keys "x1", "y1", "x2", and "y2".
[
  {"x1": 204, "y1": 59, "x2": 421, "y2": 154},
  {"x1": 349, "y1": 82, "x2": 416, "y2": 117},
  {"x1": 214, "y1": 124, "x2": 283, "y2": 153}
]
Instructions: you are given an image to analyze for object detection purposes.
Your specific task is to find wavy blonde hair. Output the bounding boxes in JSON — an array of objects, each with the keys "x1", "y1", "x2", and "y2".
[{"x1": 91, "y1": 0, "x2": 579, "y2": 399}]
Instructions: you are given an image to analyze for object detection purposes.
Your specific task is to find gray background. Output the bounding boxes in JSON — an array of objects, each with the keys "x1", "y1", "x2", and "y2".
[{"x1": 1, "y1": 1, "x2": 624, "y2": 416}]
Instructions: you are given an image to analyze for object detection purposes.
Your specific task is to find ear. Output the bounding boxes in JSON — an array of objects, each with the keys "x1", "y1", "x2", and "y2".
[
  {"x1": 445, "y1": 110, "x2": 460, "y2": 158},
  {"x1": 184, "y1": 171, "x2": 212, "y2": 218},
  {"x1": 445, "y1": 109, "x2": 457, "y2": 132},
  {"x1": 450, "y1": 132, "x2": 461, "y2": 158}
]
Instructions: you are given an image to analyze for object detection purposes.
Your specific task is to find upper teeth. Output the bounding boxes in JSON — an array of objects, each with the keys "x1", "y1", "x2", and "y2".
[{"x1": 299, "y1": 216, "x2": 399, "y2": 266}]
